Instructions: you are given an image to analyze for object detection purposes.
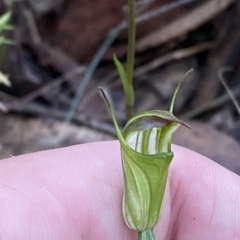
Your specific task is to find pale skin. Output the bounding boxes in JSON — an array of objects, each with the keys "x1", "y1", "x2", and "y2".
[{"x1": 0, "y1": 141, "x2": 239, "y2": 239}]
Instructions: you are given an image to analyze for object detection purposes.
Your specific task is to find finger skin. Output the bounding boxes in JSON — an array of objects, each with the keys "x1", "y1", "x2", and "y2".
[
  {"x1": 0, "y1": 141, "x2": 239, "y2": 239},
  {"x1": 168, "y1": 145, "x2": 240, "y2": 240}
]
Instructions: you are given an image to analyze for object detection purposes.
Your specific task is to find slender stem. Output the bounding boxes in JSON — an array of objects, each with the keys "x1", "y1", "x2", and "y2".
[
  {"x1": 127, "y1": 0, "x2": 135, "y2": 85},
  {"x1": 137, "y1": 230, "x2": 156, "y2": 240},
  {"x1": 126, "y1": 104, "x2": 133, "y2": 120},
  {"x1": 126, "y1": 0, "x2": 136, "y2": 120}
]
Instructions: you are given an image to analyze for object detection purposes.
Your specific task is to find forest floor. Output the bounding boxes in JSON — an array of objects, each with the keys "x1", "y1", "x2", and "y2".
[{"x1": 0, "y1": 0, "x2": 240, "y2": 174}]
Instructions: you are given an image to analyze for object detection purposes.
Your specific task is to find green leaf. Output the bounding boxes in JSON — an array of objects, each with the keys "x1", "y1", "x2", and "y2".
[
  {"x1": 0, "y1": 71, "x2": 11, "y2": 87},
  {"x1": 0, "y1": 24, "x2": 14, "y2": 31},
  {"x1": 0, "y1": 11, "x2": 12, "y2": 30},
  {"x1": 113, "y1": 54, "x2": 134, "y2": 106},
  {"x1": 0, "y1": 36, "x2": 15, "y2": 46}
]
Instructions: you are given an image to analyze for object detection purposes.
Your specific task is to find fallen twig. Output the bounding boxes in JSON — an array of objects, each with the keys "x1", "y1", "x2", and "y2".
[
  {"x1": 182, "y1": 84, "x2": 240, "y2": 119},
  {"x1": 0, "y1": 92, "x2": 116, "y2": 136},
  {"x1": 9, "y1": 67, "x2": 85, "y2": 109},
  {"x1": 219, "y1": 66, "x2": 240, "y2": 114},
  {"x1": 135, "y1": 41, "x2": 217, "y2": 76},
  {"x1": 137, "y1": 0, "x2": 236, "y2": 51},
  {"x1": 24, "y1": 8, "x2": 41, "y2": 46}
]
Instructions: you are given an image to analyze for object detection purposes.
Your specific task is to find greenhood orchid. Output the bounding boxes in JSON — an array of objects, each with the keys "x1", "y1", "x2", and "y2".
[{"x1": 98, "y1": 69, "x2": 192, "y2": 240}]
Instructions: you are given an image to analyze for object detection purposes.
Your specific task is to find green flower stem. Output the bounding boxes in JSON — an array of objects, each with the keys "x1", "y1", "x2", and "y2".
[
  {"x1": 137, "y1": 230, "x2": 156, "y2": 240},
  {"x1": 126, "y1": 104, "x2": 133, "y2": 120},
  {"x1": 126, "y1": 0, "x2": 136, "y2": 120}
]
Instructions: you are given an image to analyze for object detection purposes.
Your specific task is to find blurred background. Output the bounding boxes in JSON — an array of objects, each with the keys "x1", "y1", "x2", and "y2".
[{"x1": 0, "y1": 0, "x2": 240, "y2": 174}]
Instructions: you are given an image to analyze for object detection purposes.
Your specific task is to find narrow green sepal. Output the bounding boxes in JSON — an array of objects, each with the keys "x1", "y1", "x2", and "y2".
[{"x1": 170, "y1": 68, "x2": 193, "y2": 113}]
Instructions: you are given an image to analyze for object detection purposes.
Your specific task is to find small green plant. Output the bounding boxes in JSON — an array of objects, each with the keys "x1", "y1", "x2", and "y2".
[
  {"x1": 0, "y1": 10, "x2": 14, "y2": 112},
  {"x1": 99, "y1": 0, "x2": 192, "y2": 239},
  {"x1": 0, "y1": 10, "x2": 13, "y2": 87}
]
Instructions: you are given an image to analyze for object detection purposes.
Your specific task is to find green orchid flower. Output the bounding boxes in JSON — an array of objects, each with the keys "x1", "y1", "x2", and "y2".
[{"x1": 99, "y1": 69, "x2": 192, "y2": 240}]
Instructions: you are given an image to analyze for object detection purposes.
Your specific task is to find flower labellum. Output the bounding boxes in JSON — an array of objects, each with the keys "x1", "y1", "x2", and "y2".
[{"x1": 98, "y1": 69, "x2": 192, "y2": 240}]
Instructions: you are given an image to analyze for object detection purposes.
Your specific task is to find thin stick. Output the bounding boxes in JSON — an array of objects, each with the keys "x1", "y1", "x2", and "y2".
[
  {"x1": 219, "y1": 66, "x2": 240, "y2": 114},
  {"x1": 137, "y1": 0, "x2": 235, "y2": 50},
  {"x1": 135, "y1": 0, "x2": 198, "y2": 25},
  {"x1": 182, "y1": 85, "x2": 240, "y2": 119},
  {"x1": 135, "y1": 41, "x2": 216, "y2": 76},
  {"x1": 9, "y1": 67, "x2": 85, "y2": 109},
  {"x1": 24, "y1": 8, "x2": 41, "y2": 46},
  {"x1": 0, "y1": 93, "x2": 116, "y2": 136}
]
